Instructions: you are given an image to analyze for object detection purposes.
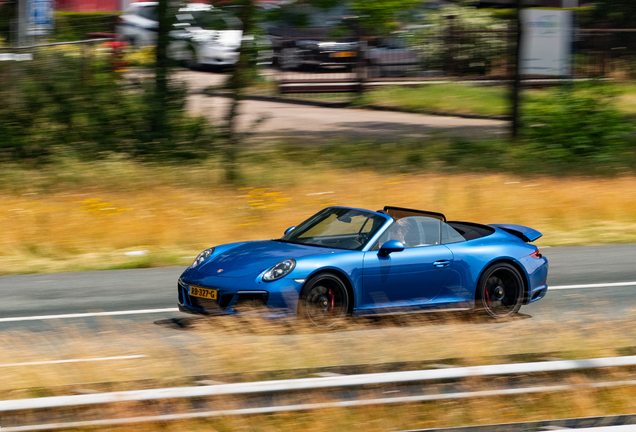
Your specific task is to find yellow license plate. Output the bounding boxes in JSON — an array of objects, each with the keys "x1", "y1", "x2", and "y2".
[
  {"x1": 190, "y1": 286, "x2": 217, "y2": 300},
  {"x1": 330, "y1": 51, "x2": 356, "y2": 58}
]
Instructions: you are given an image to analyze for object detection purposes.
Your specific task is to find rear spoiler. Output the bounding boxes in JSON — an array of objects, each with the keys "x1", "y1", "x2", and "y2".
[{"x1": 489, "y1": 224, "x2": 542, "y2": 242}]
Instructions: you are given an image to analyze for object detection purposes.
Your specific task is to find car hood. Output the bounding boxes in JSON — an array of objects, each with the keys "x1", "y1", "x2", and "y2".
[{"x1": 193, "y1": 240, "x2": 332, "y2": 278}]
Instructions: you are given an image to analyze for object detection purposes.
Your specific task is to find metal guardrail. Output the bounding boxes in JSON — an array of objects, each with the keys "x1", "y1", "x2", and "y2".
[
  {"x1": 4, "y1": 383, "x2": 636, "y2": 432},
  {"x1": 396, "y1": 414, "x2": 636, "y2": 432},
  {"x1": 2, "y1": 355, "x2": 636, "y2": 415}
]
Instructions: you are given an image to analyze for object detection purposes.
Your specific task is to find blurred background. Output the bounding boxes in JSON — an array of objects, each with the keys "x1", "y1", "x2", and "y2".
[
  {"x1": 0, "y1": 0, "x2": 636, "y2": 273},
  {"x1": 1, "y1": 0, "x2": 636, "y2": 273},
  {"x1": 2, "y1": 1, "x2": 636, "y2": 431}
]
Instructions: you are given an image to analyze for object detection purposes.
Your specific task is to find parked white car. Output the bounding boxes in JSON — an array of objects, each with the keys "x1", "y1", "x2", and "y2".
[
  {"x1": 116, "y1": 2, "x2": 244, "y2": 68},
  {"x1": 116, "y1": 2, "x2": 160, "y2": 48}
]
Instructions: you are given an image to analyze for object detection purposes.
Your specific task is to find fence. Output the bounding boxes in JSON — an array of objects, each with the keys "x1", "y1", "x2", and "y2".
[{"x1": 271, "y1": 23, "x2": 636, "y2": 94}]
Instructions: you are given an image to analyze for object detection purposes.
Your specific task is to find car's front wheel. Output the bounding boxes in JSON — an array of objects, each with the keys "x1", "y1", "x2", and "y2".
[
  {"x1": 298, "y1": 273, "x2": 349, "y2": 329},
  {"x1": 477, "y1": 263, "x2": 524, "y2": 318}
]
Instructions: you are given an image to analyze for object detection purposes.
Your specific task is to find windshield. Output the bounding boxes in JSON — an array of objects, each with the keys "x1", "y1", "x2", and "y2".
[
  {"x1": 178, "y1": 10, "x2": 243, "y2": 30},
  {"x1": 281, "y1": 208, "x2": 387, "y2": 251}
]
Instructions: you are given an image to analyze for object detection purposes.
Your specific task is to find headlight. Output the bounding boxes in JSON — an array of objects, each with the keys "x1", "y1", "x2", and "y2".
[
  {"x1": 263, "y1": 259, "x2": 296, "y2": 282},
  {"x1": 191, "y1": 247, "x2": 215, "y2": 269}
]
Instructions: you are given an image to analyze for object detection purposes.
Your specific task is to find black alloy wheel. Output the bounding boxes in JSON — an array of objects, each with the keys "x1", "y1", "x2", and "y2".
[
  {"x1": 299, "y1": 273, "x2": 349, "y2": 329},
  {"x1": 477, "y1": 263, "x2": 524, "y2": 318}
]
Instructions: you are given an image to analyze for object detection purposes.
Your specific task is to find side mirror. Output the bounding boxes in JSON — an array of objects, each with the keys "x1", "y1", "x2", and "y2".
[
  {"x1": 379, "y1": 240, "x2": 405, "y2": 257},
  {"x1": 284, "y1": 226, "x2": 296, "y2": 236}
]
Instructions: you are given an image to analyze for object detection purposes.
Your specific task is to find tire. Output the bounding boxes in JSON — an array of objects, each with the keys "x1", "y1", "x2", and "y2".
[
  {"x1": 125, "y1": 35, "x2": 137, "y2": 47},
  {"x1": 185, "y1": 48, "x2": 200, "y2": 71},
  {"x1": 298, "y1": 273, "x2": 350, "y2": 329},
  {"x1": 476, "y1": 263, "x2": 524, "y2": 319}
]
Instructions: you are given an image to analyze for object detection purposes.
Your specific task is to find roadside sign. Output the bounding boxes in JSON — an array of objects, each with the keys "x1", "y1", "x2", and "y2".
[
  {"x1": 520, "y1": 9, "x2": 572, "y2": 76},
  {"x1": 27, "y1": 0, "x2": 54, "y2": 36}
]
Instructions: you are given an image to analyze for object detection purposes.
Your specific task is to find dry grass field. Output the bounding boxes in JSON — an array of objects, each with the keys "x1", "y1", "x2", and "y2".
[
  {"x1": 1, "y1": 156, "x2": 636, "y2": 274},
  {"x1": 2, "y1": 312, "x2": 636, "y2": 430}
]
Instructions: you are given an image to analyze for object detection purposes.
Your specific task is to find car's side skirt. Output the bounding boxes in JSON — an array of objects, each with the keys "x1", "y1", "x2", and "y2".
[{"x1": 353, "y1": 307, "x2": 471, "y2": 317}]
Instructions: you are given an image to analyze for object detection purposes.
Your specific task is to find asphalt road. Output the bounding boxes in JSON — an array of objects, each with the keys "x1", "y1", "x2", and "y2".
[{"x1": 1, "y1": 243, "x2": 636, "y2": 330}]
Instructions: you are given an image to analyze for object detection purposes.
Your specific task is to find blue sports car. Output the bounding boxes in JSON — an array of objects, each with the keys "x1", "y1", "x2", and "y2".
[{"x1": 178, "y1": 206, "x2": 548, "y2": 328}]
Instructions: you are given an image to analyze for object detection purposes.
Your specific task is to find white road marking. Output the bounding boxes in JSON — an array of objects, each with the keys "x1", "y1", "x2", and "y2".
[
  {"x1": 0, "y1": 308, "x2": 179, "y2": 323},
  {"x1": 0, "y1": 355, "x2": 146, "y2": 368},
  {"x1": 550, "y1": 282, "x2": 636, "y2": 290}
]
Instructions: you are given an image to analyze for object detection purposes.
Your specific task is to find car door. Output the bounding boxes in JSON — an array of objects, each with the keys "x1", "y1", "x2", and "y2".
[
  {"x1": 361, "y1": 245, "x2": 453, "y2": 311},
  {"x1": 360, "y1": 216, "x2": 454, "y2": 312}
]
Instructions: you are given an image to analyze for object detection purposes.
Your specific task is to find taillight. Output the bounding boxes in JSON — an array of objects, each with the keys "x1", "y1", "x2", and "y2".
[{"x1": 530, "y1": 249, "x2": 543, "y2": 259}]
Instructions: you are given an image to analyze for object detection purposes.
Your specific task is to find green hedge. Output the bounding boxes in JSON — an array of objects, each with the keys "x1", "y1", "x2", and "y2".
[
  {"x1": 54, "y1": 12, "x2": 120, "y2": 41},
  {"x1": 0, "y1": 49, "x2": 215, "y2": 161}
]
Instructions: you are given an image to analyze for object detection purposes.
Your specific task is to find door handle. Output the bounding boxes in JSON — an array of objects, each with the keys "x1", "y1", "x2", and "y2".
[{"x1": 433, "y1": 260, "x2": 450, "y2": 268}]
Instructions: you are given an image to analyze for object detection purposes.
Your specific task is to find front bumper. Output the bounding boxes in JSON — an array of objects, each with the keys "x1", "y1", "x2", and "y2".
[
  {"x1": 197, "y1": 46, "x2": 239, "y2": 66},
  {"x1": 177, "y1": 275, "x2": 302, "y2": 318}
]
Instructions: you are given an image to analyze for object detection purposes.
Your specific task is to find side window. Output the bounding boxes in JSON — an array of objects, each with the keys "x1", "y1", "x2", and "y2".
[
  {"x1": 441, "y1": 222, "x2": 466, "y2": 244},
  {"x1": 377, "y1": 216, "x2": 441, "y2": 249}
]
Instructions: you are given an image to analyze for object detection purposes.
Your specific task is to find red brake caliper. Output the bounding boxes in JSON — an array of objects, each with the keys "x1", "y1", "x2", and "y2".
[
  {"x1": 484, "y1": 285, "x2": 490, "y2": 304},
  {"x1": 328, "y1": 288, "x2": 335, "y2": 315}
]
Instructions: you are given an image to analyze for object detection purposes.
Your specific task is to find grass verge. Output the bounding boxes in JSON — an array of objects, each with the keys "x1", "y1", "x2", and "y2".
[{"x1": 273, "y1": 82, "x2": 636, "y2": 119}]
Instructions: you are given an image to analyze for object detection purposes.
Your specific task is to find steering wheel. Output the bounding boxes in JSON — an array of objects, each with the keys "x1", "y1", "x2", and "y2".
[{"x1": 355, "y1": 233, "x2": 369, "y2": 246}]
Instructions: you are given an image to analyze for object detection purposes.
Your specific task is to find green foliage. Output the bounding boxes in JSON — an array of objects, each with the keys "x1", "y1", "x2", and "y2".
[
  {"x1": 54, "y1": 12, "x2": 119, "y2": 42},
  {"x1": 0, "y1": 48, "x2": 214, "y2": 162},
  {"x1": 261, "y1": 6, "x2": 310, "y2": 28},
  {"x1": 122, "y1": 45, "x2": 157, "y2": 68},
  {"x1": 308, "y1": 0, "x2": 342, "y2": 10},
  {"x1": 411, "y1": 5, "x2": 509, "y2": 75},
  {"x1": 591, "y1": 0, "x2": 636, "y2": 28},
  {"x1": 356, "y1": 84, "x2": 509, "y2": 117},
  {"x1": 522, "y1": 83, "x2": 635, "y2": 164},
  {"x1": 481, "y1": 8, "x2": 516, "y2": 20},
  {"x1": 0, "y1": 1, "x2": 15, "y2": 43},
  {"x1": 350, "y1": 0, "x2": 424, "y2": 34}
]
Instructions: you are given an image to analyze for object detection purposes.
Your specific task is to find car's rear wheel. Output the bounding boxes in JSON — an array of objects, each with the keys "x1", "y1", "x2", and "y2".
[
  {"x1": 298, "y1": 273, "x2": 349, "y2": 329},
  {"x1": 477, "y1": 263, "x2": 523, "y2": 318}
]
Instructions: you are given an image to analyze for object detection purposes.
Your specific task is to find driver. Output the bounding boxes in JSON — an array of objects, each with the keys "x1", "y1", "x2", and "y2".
[{"x1": 388, "y1": 218, "x2": 411, "y2": 245}]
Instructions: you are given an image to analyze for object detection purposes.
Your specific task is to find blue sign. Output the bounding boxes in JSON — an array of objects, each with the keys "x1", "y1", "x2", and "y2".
[{"x1": 28, "y1": 0, "x2": 54, "y2": 35}]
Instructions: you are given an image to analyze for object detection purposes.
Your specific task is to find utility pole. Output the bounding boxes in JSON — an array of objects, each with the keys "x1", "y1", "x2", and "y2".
[
  {"x1": 511, "y1": 0, "x2": 522, "y2": 139},
  {"x1": 224, "y1": 0, "x2": 255, "y2": 183},
  {"x1": 17, "y1": 0, "x2": 28, "y2": 46},
  {"x1": 152, "y1": 0, "x2": 170, "y2": 143}
]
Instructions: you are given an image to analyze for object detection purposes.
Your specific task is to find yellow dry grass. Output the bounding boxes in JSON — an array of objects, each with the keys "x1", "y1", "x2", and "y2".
[
  {"x1": 1, "y1": 311, "x2": 636, "y2": 430},
  {"x1": 1, "y1": 307, "x2": 636, "y2": 394},
  {"x1": 1, "y1": 161, "x2": 636, "y2": 274}
]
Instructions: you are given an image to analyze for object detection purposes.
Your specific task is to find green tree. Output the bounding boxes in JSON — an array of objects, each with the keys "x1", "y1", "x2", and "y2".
[
  {"x1": 592, "y1": 0, "x2": 636, "y2": 28},
  {"x1": 350, "y1": 0, "x2": 425, "y2": 34}
]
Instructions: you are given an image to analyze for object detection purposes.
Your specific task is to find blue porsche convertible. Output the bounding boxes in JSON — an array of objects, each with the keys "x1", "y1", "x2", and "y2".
[{"x1": 178, "y1": 206, "x2": 548, "y2": 327}]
